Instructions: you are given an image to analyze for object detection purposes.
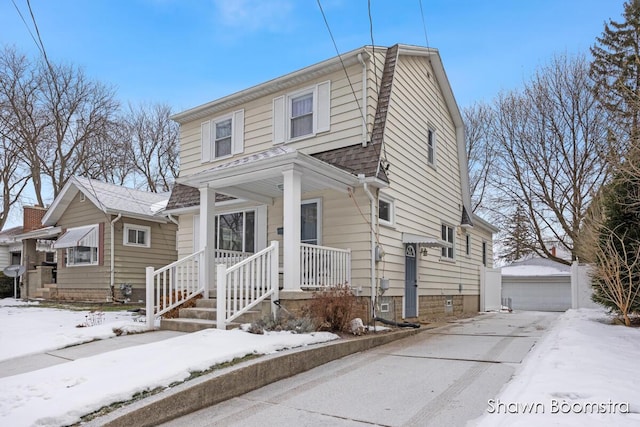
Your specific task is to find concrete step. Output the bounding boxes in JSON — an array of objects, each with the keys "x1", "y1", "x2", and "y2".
[
  {"x1": 178, "y1": 306, "x2": 264, "y2": 323},
  {"x1": 160, "y1": 318, "x2": 241, "y2": 332}
]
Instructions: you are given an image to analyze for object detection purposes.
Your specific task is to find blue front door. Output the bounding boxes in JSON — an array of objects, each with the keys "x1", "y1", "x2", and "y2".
[{"x1": 405, "y1": 244, "x2": 417, "y2": 317}]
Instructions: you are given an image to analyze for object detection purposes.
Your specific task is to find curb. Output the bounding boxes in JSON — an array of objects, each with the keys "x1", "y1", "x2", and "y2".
[{"x1": 86, "y1": 327, "x2": 424, "y2": 426}]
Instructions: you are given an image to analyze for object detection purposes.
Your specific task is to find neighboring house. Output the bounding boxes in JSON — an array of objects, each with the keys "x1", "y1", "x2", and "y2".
[
  {"x1": 0, "y1": 226, "x2": 24, "y2": 271},
  {"x1": 160, "y1": 44, "x2": 497, "y2": 326},
  {"x1": 23, "y1": 177, "x2": 178, "y2": 302}
]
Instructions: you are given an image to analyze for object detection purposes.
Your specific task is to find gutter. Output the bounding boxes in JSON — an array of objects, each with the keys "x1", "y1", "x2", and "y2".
[{"x1": 110, "y1": 214, "x2": 122, "y2": 292}]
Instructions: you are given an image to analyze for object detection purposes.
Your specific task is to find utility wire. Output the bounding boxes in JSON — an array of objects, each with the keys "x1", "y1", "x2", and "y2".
[
  {"x1": 418, "y1": 0, "x2": 431, "y2": 48},
  {"x1": 316, "y1": 0, "x2": 366, "y2": 128},
  {"x1": 11, "y1": 0, "x2": 41, "y2": 56}
]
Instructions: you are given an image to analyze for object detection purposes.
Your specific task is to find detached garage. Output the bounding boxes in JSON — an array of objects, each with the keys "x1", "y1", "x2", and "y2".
[{"x1": 501, "y1": 258, "x2": 571, "y2": 312}]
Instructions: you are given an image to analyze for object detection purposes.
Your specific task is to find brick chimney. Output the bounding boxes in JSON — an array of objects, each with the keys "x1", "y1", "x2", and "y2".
[
  {"x1": 550, "y1": 246, "x2": 557, "y2": 257},
  {"x1": 23, "y1": 205, "x2": 47, "y2": 233}
]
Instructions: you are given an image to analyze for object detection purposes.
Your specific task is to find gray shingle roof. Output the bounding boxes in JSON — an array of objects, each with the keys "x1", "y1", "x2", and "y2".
[{"x1": 165, "y1": 184, "x2": 235, "y2": 211}]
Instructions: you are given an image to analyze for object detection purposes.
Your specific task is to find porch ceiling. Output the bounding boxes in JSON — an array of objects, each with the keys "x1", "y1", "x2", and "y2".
[{"x1": 179, "y1": 147, "x2": 360, "y2": 203}]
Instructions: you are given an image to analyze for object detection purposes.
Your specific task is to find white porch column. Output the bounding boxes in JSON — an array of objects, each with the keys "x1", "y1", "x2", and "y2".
[
  {"x1": 199, "y1": 186, "x2": 216, "y2": 297},
  {"x1": 283, "y1": 167, "x2": 302, "y2": 291}
]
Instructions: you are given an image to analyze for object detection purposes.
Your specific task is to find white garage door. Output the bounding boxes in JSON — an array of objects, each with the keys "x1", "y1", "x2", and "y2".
[{"x1": 502, "y1": 275, "x2": 571, "y2": 312}]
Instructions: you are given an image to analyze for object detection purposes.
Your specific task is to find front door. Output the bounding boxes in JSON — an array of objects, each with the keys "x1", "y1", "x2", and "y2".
[{"x1": 404, "y1": 243, "x2": 417, "y2": 318}]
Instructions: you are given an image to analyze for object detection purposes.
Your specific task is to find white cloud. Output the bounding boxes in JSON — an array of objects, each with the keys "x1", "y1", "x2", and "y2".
[{"x1": 212, "y1": 0, "x2": 296, "y2": 33}]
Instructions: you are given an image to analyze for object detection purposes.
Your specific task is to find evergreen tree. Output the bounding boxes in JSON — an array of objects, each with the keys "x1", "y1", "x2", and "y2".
[
  {"x1": 502, "y1": 205, "x2": 535, "y2": 263},
  {"x1": 590, "y1": 0, "x2": 640, "y2": 143}
]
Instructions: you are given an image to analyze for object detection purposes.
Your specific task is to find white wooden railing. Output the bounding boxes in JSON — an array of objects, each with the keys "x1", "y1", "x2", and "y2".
[
  {"x1": 216, "y1": 241, "x2": 279, "y2": 329},
  {"x1": 214, "y1": 248, "x2": 252, "y2": 267},
  {"x1": 146, "y1": 249, "x2": 205, "y2": 329},
  {"x1": 300, "y1": 243, "x2": 351, "y2": 289}
]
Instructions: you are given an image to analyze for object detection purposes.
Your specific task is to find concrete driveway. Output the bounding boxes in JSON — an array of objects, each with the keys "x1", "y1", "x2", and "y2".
[{"x1": 161, "y1": 311, "x2": 559, "y2": 427}]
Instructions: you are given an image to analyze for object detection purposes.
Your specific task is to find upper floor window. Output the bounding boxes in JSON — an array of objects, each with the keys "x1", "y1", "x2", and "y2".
[
  {"x1": 273, "y1": 81, "x2": 331, "y2": 144},
  {"x1": 214, "y1": 118, "x2": 232, "y2": 158},
  {"x1": 441, "y1": 223, "x2": 455, "y2": 260},
  {"x1": 123, "y1": 223, "x2": 151, "y2": 248},
  {"x1": 427, "y1": 128, "x2": 436, "y2": 166},
  {"x1": 201, "y1": 110, "x2": 244, "y2": 162},
  {"x1": 291, "y1": 92, "x2": 314, "y2": 138}
]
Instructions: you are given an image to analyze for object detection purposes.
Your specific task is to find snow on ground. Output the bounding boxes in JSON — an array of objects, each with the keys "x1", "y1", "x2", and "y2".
[
  {"x1": 2, "y1": 299, "x2": 640, "y2": 427},
  {"x1": 471, "y1": 308, "x2": 640, "y2": 427},
  {"x1": 0, "y1": 299, "x2": 338, "y2": 427},
  {"x1": 0, "y1": 299, "x2": 147, "y2": 362}
]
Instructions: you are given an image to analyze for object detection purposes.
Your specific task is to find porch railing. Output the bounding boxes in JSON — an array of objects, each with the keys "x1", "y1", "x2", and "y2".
[
  {"x1": 216, "y1": 240, "x2": 279, "y2": 329},
  {"x1": 214, "y1": 248, "x2": 252, "y2": 267},
  {"x1": 146, "y1": 249, "x2": 205, "y2": 329},
  {"x1": 300, "y1": 243, "x2": 351, "y2": 289}
]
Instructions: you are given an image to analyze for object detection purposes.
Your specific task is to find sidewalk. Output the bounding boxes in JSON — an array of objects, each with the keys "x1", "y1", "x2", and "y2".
[{"x1": 0, "y1": 330, "x2": 186, "y2": 378}]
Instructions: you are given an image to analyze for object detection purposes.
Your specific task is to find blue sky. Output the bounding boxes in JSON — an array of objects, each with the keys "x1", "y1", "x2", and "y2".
[
  {"x1": 0, "y1": 0, "x2": 627, "y2": 227},
  {"x1": 0, "y1": 0, "x2": 626, "y2": 112}
]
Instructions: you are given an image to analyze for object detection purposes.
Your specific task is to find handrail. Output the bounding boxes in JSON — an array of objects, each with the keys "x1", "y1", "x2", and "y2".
[{"x1": 216, "y1": 241, "x2": 279, "y2": 329}]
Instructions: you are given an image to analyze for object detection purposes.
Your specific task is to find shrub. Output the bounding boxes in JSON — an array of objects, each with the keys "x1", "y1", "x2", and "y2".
[
  {"x1": 247, "y1": 310, "x2": 315, "y2": 334},
  {"x1": 307, "y1": 284, "x2": 357, "y2": 333}
]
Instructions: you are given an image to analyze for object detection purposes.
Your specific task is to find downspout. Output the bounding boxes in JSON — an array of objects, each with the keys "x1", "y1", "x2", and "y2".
[
  {"x1": 360, "y1": 175, "x2": 377, "y2": 319},
  {"x1": 110, "y1": 213, "x2": 122, "y2": 293},
  {"x1": 357, "y1": 52, "x2": 368, "y2": 147},
  {"x1": 167, "y1": 214, "x2": 179, "y2": 225}
]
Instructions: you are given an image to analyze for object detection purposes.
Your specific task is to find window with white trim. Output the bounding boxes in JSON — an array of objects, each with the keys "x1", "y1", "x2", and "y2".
[
  {"x1": 194, "y1": 210, "x2": 256, "y2": 253},
  {"x1": 482, "y1": 241, "x2": 487, "y2": 266},
  {"x1": 427, "y1": 128, "x2": 436, "y2": 166},
  {"x1": 441, "y1": 224, "x2": 455, "y2": 260},
  {"x1": 378, "y1": 194, "x2": 395, "y2": 227},
  {"x1": 123, "y1": 224, "x2": 151, "y2": 248},
  {"x1": 301, "y1": 199, "x2": 322, "y2": 245},
  {"x1": 67, "y1": 246, "x2": 98, "y2": 266},
  {"x1": 272, "y1": 81, "x2": 331, "y2": 144},
  {"x1": 465, "y1": 233, "x2": 471, "y2": 256},
  {"x1": 201, "y1": 110, "x2": 244, "y2": 162}
]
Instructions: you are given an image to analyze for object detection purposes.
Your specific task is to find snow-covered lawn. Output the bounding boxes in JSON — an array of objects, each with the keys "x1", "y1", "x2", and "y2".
[
  {"x1": 0, "y1": 298, "x2": 339, "y2": 427},
  {"x1": 472, "y1": 308, "x2": 640, "y2": 426}
]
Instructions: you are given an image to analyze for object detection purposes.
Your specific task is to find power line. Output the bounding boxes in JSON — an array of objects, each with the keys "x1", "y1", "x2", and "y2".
[
  {"x1": 10, "y1": 0, "x2": 42, "y2": 56},
  {"x1": 315, "y1": 0, "x2": 366, "y2": 128},
  {"x1": 418, "y1": 0, "x2": 430, "y2": 48}
]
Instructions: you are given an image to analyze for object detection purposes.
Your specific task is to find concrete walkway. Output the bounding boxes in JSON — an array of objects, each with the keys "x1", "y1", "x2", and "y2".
[
  {"x1": 159, "y1": 311, "x2": 559, "y2": 427},
  {"x1": 0, "y1": 330, "x2": 186, "y2": 378}
]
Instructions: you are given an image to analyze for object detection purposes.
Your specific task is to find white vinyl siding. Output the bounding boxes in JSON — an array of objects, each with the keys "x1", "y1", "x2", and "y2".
[{"x1": 201, "y1": 110, "x2": 244, "y2": 162}]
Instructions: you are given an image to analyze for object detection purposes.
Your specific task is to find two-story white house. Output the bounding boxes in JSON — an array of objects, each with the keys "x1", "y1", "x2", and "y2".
[{"x1": 152, "y1": 44, "x2": 497, "y2": 329}]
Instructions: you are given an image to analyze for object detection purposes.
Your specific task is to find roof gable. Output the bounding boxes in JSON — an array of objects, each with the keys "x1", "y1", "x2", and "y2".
[{"x1": 42, "y1": 177, "x2": 170, "y2": 226}]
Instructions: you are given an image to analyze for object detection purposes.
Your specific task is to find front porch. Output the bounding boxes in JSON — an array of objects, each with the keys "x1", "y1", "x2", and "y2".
[
  {"x1": 145, "y1": 241, "x2": 351, "y2": 330},
  {"x1": 147, "y1": 147, "x2": 365, "y2": 329}
]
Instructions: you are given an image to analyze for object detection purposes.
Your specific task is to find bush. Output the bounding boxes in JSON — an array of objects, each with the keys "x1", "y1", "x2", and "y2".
[
  {"x1": 0, "y1": 273, "x2": 15, "y2": 298},
  {"x1": 247, "y1": 310, "x2": 315, "y2": 334},
  {"x1": 307, "y1": 284, "x2": 357, "y2": 333}
]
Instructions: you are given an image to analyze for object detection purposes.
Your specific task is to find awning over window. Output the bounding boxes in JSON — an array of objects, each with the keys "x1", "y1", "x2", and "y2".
[
  {"x1": 402, "y1": 233, "x2": 446, "y2": 247},
  {"x1": 53, "y1": 225, "x2": 98, "y2": 249}
]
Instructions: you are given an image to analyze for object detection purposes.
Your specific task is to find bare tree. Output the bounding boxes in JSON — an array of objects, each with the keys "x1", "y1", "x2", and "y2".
[
  {"x1": 78, "y1": 119, "x2": 134, "y2": 186},
  {"x1": 0, "y1": 137, "x2": 30, "y2": 230},
  {"x1": 0, "y1": 46, "x2": 48, "y2": 206},
  {"x1": 491, "y1": 54, "x2": 612, "y2": 264},
  {"x1": 124, "y1": 103, "x2": 179, "y2": 192},
  {"x1": 38, "y1": 60, "x2": 119, "y2": 199},
  {"x1": 463, "y1": 102, "x2": 496, "y2": 213}
]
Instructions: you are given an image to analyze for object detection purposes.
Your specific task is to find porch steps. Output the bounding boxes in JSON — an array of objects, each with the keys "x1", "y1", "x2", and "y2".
[{"x1": 160, "y1": 298, "x2": 268, "y2": 332}]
